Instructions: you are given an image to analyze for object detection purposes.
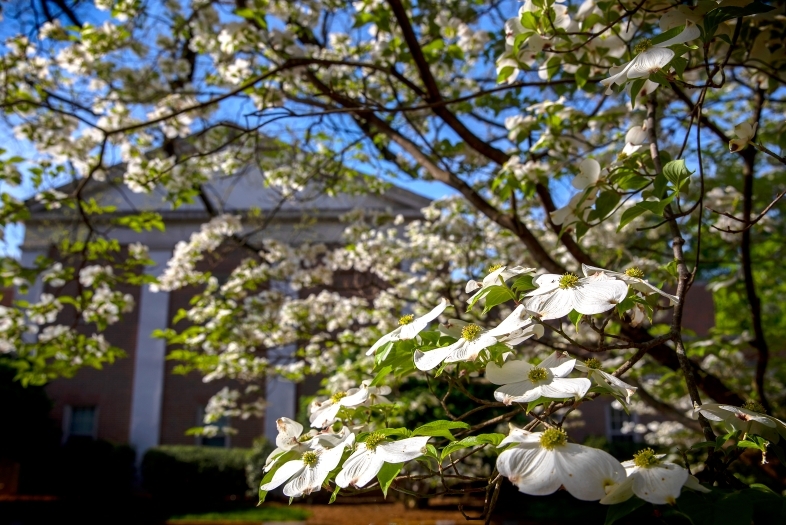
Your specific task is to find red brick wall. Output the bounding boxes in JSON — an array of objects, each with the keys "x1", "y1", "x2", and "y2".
[{"x1": 45, "y1": 279, "x2": 141, "y2": 444}]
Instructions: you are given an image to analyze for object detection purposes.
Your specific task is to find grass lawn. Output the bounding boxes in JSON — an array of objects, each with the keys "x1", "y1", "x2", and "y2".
[{"x1": 168, "y1": 505, "x2": 310, "y2": 522}]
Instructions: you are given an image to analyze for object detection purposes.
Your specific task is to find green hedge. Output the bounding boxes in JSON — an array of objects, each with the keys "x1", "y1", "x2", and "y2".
[{"x1": 141, "y1": 446, "x2": 251, "y2": 506}]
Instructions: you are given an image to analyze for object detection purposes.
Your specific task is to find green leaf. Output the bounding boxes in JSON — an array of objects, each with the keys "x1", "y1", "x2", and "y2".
[
  {"x1": 412, "y1": 420, "x2": 469, "y2": 440},
  {"x1": 421, "y1": 39, "x2": 445, "y2": 56},
  {"x1": 376, "y1": 462, "x2": 402, "y2": 498},
  {"x1": 650, "y1": 25, "x2": 686, "y2": 46},
  {"x1": 481, "y1": 286, "x2": 516, "y2": 314},
  {"x1": 662, "y1": 159, "x2": 692, "y2": 192},
  {"x1": 520, "y1": 12, "x2": 538, "y2": 31},
  {"x1": 575, "y1": 64, "x2": 590, "y2": 89},
  {"x1": 629, "y1": 78, "x2": 646, "y2": 108},
  {"x1": 567, "y1": 310, "x2": 583, "y2": 332},
  {"x1": 605, "y1": 497, "x2": 647, "y2": 525},
  {"x1": 440, "y1": 433, "x2": 505, "y2": 460},
  {"x1": 510, "y1": 274, "x2": 536, "y2": 294},
  {"x1": 329, "y1": 485, "x2": 341, "y2": 504},
  {"x1": 617, "y1": 205, "x2": 647, "y2": 231},
  {"x1": 497, "y1": 66, "x2": 515, "y2": 84},
  {"x1": 592, "y1": 190, "x2": 621, "y2": 220},
  {"x1": 370, "y1": 365, "x2": 392, "y2": 387}
]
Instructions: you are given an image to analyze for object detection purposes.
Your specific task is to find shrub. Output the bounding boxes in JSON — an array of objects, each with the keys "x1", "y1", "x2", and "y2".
[
  {"x1": 245, "y1": 438, "x2": 275, "y2": 495},
  {"x1": 141, "y1": 446, "x2": 251, "y2": 508},
  {"x1": 56, "y1": 438, "x2": 136, "y2": 499}
]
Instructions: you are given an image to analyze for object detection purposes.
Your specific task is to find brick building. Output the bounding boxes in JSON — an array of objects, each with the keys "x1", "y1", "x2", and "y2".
[{"x1": 18, "y1": 165, "x2": 430, "y2": 458}]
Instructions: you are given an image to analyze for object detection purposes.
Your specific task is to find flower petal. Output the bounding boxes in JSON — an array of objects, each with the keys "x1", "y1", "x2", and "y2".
[
  {"x1": 627, "y1": 48, "x2": 675, "y2": 79},
  {"x1": 495, "y1": 381, "x2": 541, "y2": 404},
  {"x1": 414, "y1": 344, "x2": 455, "y2": 371},
  {"x1": 366, "y1": 329, "x2": 399, "y2": 356},
  {"x1": 657, "y1": 21, "x2": 700, "y2": 47},
  {"x1": 399, "y1": 298, "x2": 450, "y2": 339},
  {"x1": 631, "y1": 463, "x2": 688, "y2": 505},
  {"x1": 539, "y1": 378, "x2": 591, "y2": 399},
  {"x1": 572, "y1": 279, "x2": 628, "y2": 315},
  {"x1": 336, "y1": 447, "x2": 384, "y2": 489},
  {"x1": 377, "y1": 436, "x2": 430, "y2": 463},
  {"x1": 486, "y1": 359, "x2": 534, "y2": 385},
  {"x1": 525, "y1": 289, "x2": 576, "y2": 320},
  {"x1": 275, "y1": 417, "x2": 304, "y2": 449},
  {"x1": 309, "y1": 403, "x2": 341, "y2": 429},
  {"x1": 447, "y1": 334, "x2": 497, "y2": 362},
  {"x1": 497, "y1": 447, "x2": 561, "y2": 496},
  {"x1": 540, "y1": 351, "x2": 573, "y2": 372},
  {"x1": 573, "y1": 159, "x2": 601, "y2": 190},
  {"x1": 599, "y1": 474, "x2": 635, "y2": 505},
  {"x1": 557, "y1": 444, "x2": 626, "y2": 501},
  {"x1": 260, "y1": 459, "x2": 305, "y2": 492}
]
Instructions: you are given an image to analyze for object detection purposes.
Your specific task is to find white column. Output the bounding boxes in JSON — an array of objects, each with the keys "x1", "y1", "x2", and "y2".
[
  {"x1": 264, "y1": 280, "x2": 298, "y2": 443},
  {"x1": 18, "y1": 249, "x2": 47, "y2": 342},
  {"x1": 264, "y1": 345, "x2": 298, "y2": 442},
  {"x1": 128, "y1": 249, "x2": 171, "y2": 461}
]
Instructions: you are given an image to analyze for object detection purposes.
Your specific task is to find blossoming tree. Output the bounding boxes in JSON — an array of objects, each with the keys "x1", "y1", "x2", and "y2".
[{"x1": 1, "y1": 0, "x2": 786, "y2": 521}]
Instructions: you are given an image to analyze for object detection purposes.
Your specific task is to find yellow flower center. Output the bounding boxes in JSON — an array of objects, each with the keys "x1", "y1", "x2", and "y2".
[
  {"x1": 528, "y1": 367, "x2": 548, "y2": 382},
  {"x1": 364, "y1": 431, "x2": 386, "y2": 451},
  {"x1": 625, "y1": 267, "x2": 645, "y2": 279},
  {"x1": 330, "y1": 391, "x2": 347, "y2": 404},
  {"x1": 488, "y1": 264, "x2": 504, "y2": 273},
  {"x1": 461, "y1": 324, "x2": 482, "y2": 342},
  {"x1": 298, "y1": 434, "x2": 311, "y2": 443},
  {"x1": 742, "y1": 400, "x2": 766, "y2": 414},
  {"x1": 634, "y1": 39, "x2": 652, "y2": 54},
  {"x1": 399, "y1": 314, "x2": 414, "y2": 326},
  {"x1": 585, "y1": 358, "x2": 602, "y2": 370},
  {"x1": 617, "y1": 152, "x2": 628, "y2": 162},
  {"x1": 558, "y1": 273, "x2": 580, "y2": 289},
  {"x1": 633, "y1": 448, "x2": 660, "y2": 468},
  {"x1": 539, "y1": 428, "x2": 568, "y2": 450},
  {"x1": 302, "y1": 451, "x2": 318, "y2": 467}
]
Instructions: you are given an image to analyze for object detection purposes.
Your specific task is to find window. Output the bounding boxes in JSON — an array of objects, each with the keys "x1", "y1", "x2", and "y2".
[
  {"x1": 64, "y1": 405, "x2": 98, "y2": 441},
  {"x1": 606, "y1": 403, "x2": 638, "y2": 443},
  {"x1": 196, "y1": 407, "x2": 230, "y2": 448}
]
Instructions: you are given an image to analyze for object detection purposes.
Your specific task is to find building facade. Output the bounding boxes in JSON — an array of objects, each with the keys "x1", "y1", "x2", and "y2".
[{"x1": 20, "y1": 165, "x2": 430, "y2": 458}]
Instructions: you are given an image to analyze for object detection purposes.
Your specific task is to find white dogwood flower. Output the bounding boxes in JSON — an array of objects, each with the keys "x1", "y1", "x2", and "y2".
[
  {"x1": 600, "y1": 449, "x2": 709, "y2": 505},
  {"x1": 621, "y1": 125, "x2": 648, "y2": 156},
  {"x1": 729, "y1": 121, "x2": 758, "y2": 152},
  {"x1": 465, "y1": 265, "x2": 535, "y2": 302},
  {"x1": 694, "y1": 401, "x2": 786, "y2": 443},
  {"x1": 524, "y1": 272, "x2": 629, "y2": 320},
  {"x1": 310, "y1": 384, "x2": 375, "y2": 428},
  {"x1": 487, "y1": 351, "x2": 591, "y2": 405},
  {"x1": 260, "y1": 435, "x2": 354, "y2": 497},
  {"x1": 575, "y1": 358, "x2": 637, "y2": 405},
  {"x1": 601, "y1": 22, "x2": 700, "y2": 95},
  {"x1": 414, "y1": 313, "x2": 543, "y2": 372},
  {"x1": 336, "y1": 434, "x2": 429, "y2": 488},
  {"x1": 571, "y1": 159, "x2": 602, "y2": 190},
  {"x1": 414, "y1": 320, "x2": 498, "y2": 371},
  {"x1": 366, "y1": 298, "x2": 450, "y2": 355},
  {"x1": 265, "y1": 418, "x2": 352, "y2": 471},
  {"x1": 497, "y1": 428, "x2": 626, "y2": 500},
  {"x1": 582, "y1": 264, "x2": 678, "y2": 305}
]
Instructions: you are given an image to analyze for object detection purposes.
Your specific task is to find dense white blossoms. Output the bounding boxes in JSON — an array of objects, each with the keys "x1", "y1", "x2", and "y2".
[
  {"x1": 497, "y1": 428, "x2": 625, "y2": 500},
  {"x1": 601, "y1": 22, "x2": 701, "y2": 95},
  {"x1": 366, "y1": 298, "x2": 449, "y2": 356},
  {"x1": 260, "y1": 435, "x2": 354, "y2": 497},
  {"x1": 694, "y1": 402, "x2": 786, "y2": 443},
  {"x1": 524, "y1": 272, "x2": 629, "y2": 320},
  {"x1": 336, "y1": 434, "x2": 429, "y2": 488},
  {"x1": 601, "y1": 449, "x2": 709, "y2": 505},
  {"x1": 487, "y1": 351, "x2": 591, "y2": 405}
]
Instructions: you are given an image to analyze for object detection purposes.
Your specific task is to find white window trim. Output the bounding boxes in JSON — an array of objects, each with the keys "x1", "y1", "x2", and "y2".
[{"x1": 62, "y1": 404, "x2": 99, "y2": 442}]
